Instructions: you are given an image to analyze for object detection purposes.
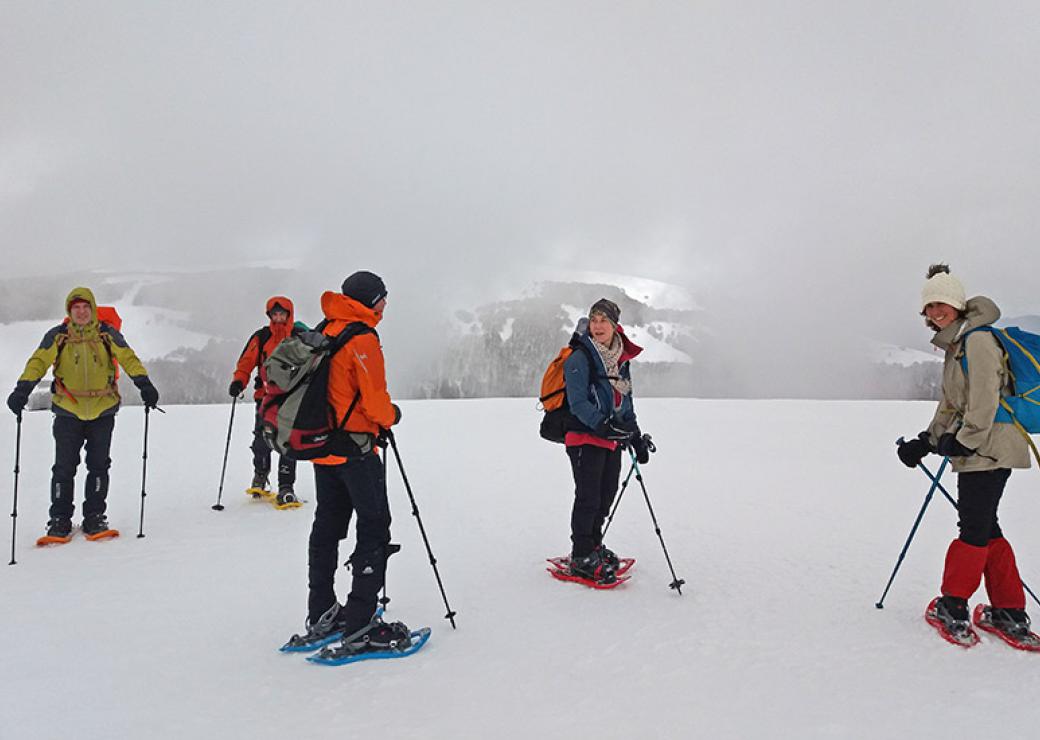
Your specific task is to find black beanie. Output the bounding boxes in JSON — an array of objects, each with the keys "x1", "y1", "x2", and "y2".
[
  {"x1": 589, "y1": 298, "x2": 621, "y2": 325},
  {"x1": 341, "y1": 271, "x2": 388, "y2": 308}
]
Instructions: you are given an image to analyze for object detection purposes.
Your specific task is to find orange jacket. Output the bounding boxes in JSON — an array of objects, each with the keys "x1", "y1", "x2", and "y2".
[
  {"x1": 233, "y1": 296, "x2": 295, "y2": 400},
  {"x1": 313, "y1": 292, "x2": 396, "y2": 466}
]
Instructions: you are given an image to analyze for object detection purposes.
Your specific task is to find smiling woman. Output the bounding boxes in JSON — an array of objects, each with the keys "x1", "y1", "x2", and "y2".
[
  {"x1": 898, "y1": 264, "x2": 1038, "y2": 648},
  {"x1": 552, "y1": 297, "x2": 653, "y2": 586}
]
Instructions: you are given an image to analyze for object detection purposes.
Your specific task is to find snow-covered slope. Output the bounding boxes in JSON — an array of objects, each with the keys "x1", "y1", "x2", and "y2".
[
  {"x1": 2, "y1": 399, "x2": 1039, "y2": 739},
  {"x1": 871, "y1": 340, "x2": 942, "y2": 368},
  {"x1": 0, "y1": 274, "x2": 215, "y2": 373}
]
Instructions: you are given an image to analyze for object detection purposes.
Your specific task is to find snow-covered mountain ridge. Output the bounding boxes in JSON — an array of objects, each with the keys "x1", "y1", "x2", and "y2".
[{"x1": 431, "y1": 276, "x2": 703, "y2": 398}]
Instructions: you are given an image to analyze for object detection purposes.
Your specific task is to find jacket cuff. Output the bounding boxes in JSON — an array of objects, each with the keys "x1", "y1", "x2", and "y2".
[{"x1": 131, "y1": 375, "x2": 154, "y2": 389}]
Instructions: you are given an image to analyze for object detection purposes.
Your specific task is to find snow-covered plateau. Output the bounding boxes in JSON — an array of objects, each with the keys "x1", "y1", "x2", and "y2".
[{"x1": 2, "y1": 399, "x2": 1039, "y2": 740}]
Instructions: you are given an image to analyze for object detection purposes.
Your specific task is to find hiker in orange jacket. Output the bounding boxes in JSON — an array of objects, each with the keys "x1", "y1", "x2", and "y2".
[
  {"x1": 229, "y1": 296, "x2": 301, "y2": 506},
  {"x1": 283, "y1": 270, "x2": 408, "y2": 652}
]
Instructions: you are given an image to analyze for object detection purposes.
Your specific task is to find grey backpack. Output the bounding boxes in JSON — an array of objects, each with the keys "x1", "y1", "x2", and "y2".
[{"x1": 259, "y1": 322, "x2": 374, "y2": 459}]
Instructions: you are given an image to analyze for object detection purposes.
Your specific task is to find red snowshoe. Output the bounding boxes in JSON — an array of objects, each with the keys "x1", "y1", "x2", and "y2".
[{"x1": 973, "y1": 604, "x2": 1040, "y2": 652}]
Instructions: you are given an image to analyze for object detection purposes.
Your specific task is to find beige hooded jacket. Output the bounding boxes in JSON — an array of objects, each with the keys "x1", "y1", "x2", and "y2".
[{"x1": 926, "y1": 296, "x2": 1030, "y2": 473}]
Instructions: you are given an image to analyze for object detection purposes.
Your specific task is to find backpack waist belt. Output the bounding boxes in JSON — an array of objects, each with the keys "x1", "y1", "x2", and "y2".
[{"x1": 54, "y1": 378, "x2": 118, "y2": 402}]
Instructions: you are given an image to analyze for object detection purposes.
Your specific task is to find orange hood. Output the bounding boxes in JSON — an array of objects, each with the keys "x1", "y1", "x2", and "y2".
[
  {"x1": 320, "y1": 291, "x2": 383, "y2": 329},
  {"x1": 266, "y1": 295, "x2": 295, "y2": 342}
]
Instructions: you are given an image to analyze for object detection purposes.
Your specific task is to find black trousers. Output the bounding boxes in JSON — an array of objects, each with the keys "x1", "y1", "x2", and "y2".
[
  {"x1": 251, "y1": 401, "x2": 296, "y2": 485},
  {"x1": 308, "y1": 453, "x2": 390, "y2": 631},
  {"x1": 957, "y1": 468, "x2": 1012, "y2": 547},
  {"x1": 567, "y1": 444, "x2": 622, "y2": 557},
  {"x1": 50, "y1": 414, "x2": 115, "y2": 520}
]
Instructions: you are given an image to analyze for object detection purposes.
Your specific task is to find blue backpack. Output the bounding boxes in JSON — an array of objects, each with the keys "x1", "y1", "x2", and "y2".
[{"x1": 961, "y1": 326, "x2": 1040, "y2": 443}]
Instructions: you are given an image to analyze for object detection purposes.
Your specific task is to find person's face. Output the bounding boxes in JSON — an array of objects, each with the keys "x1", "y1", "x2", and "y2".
[
  {"x1": 69, "y1": 301, "x2": 92, "y2": 326},
  {"x1": 373, "y1": 298, "x2": 387, "y2": 315},
  {"x1": 589, "y1": 312, "x2": 615, "y2": 344},
  {"x1": 925, "y1": 302, "x2": 959, "y2": 330},
  {"x1": 269, "y1": 309, "x2": 289, "y2": 324}
]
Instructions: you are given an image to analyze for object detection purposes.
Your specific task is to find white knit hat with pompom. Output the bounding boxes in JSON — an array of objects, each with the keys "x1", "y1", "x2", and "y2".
[{"x1": 920, "y1": 264, "x2": 966, "y2": 312}]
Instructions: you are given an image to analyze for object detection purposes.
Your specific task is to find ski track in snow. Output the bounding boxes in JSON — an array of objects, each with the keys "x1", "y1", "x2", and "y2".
[{"x1": 1, "y1": 399, "x2": 1039, "y2": 739}]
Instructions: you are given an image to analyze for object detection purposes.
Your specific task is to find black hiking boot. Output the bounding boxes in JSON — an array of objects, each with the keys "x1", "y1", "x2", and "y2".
[
  {"x1": 934, "y1": 595, "x2": 972, "y2": 638},
  {"x1": 276, "y1": 485, "x2": 298, "y2": 507},
  {"x1": 988, "y1": 607, "x2": 1033, "y2": 640},
  {"x1": 569, "y1": 550, "x2": 617, "y2": 584},
  {"x1": 82, "y1": 514, "x2": 110, "y2": 537},
  {"x1": 281, "y1": 602, "x2": 350, "y2": 651},
  {"x1": 338, "y1": 614, "x2": 413, "y2": 655},
  {"x1": 596, "y1": 544, "x2": 620, "y2": 569},
  {"x1": 44, "y1": 517, "x2": 73, "y2": 539},
  {"x1": 250, "y1": 470, "x2": 270, "y2": 492}
]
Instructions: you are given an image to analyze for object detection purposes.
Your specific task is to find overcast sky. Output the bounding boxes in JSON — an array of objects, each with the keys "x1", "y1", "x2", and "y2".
[{"x1": 4, "y1": 2, "x2": 1040, "y2": 369}]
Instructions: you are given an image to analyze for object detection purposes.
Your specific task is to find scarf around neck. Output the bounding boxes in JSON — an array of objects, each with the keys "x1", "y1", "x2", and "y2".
[{"x1": 591, "y1": 333, "x2": 631, "y2": 401}]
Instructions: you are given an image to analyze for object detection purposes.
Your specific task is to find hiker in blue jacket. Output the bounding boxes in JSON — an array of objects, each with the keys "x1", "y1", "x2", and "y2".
[{"x1": 561, "y1": 298, "x2": 650, "y2": 584}]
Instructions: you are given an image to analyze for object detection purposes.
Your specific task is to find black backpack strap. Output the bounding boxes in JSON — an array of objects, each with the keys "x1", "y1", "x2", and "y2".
[
  {"x1": 256, "y1": 326, "x2": 274, "y2": 364},
  {"x1": 327, "y1": 322, "x2": 377, "y2": 429},
  {"x1": 326, "y1": 321, "x2": 376, "y2": 354},
  {"x1": 337, "y1": 392, "x2": 363, "y2": 430},
  {"x1": 569, "y1": 338, "x2": 618, "y2": 381}
]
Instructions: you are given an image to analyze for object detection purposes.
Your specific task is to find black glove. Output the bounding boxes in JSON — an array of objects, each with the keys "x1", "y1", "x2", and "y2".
[
  {"x1": 228, "y1": 380, "x2": 244, "y2": 397},
  {"x1": 595, "y1": 419, "x2": 635, "y2": 441},
  {"x1": 135, "y1": 377, "x2": 160, "y2": 409},
  {"x1": 6, "y1": 380, "x2": 34, "y2": 416},
  {"x1": 896, "y1": 432, "x2": 932, "y2": 468},
  {"x1": 392, "y1": 403, "x2": 402, "y2": 425},
  {"x1": 937, "y1": 432, "x2": 975, "y2": 458},
  {"x1": 631, "y1": 433, "x2": 653, "y2": 465}
]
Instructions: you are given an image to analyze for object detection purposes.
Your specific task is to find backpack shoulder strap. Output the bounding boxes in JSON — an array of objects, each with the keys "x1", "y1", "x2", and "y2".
[
  {"x1": 256, "y1": 326, "x2": 274, "y2": 363},
  {"x1": 569, "y1": 336, "x2": 618, "y2": 381},
  {"x1": 327, "y1": 321, "x2": 376, "y2": 355},
  {"x1": 51, "y1": 325, "x2": 71, "y2": 368},
  {"x1": 959, "y1": 326, "x2": 1003, "y2": 376},
  {"x1": 97, "y1": 322, "x2": 115, "y2": 358},
  {"x1": 328, "y1": 322, "x2": 377, "y2": 429}
]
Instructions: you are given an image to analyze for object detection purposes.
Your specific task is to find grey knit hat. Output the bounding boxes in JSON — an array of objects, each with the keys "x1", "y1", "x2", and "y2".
[{"x1": 589, "y1": 298, "x2": 621, "y2": 325}]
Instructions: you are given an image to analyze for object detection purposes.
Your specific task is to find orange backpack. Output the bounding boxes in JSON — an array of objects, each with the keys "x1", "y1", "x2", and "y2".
[
  {"x1": 538, "y1": 347, "x2": 574, "y2": 413},
  {"x1": 538, "y1": 341, "x2": 599, "y2": 443}
]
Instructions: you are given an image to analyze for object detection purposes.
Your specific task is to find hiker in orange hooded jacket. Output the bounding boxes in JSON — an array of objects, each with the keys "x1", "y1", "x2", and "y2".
[
  {"x1": 286, "y1": 271, "x2": 406, "y2": 649},
  {"x1": 229, "y1": 296, "x2": 301, "y2": 504}
]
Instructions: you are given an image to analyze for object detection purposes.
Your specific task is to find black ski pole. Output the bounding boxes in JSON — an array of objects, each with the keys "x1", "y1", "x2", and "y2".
[
  {"x1": 385, "y1": 429, "x2": 458, "y2": 629},
  {"x1": 212, "y1": 396, "x2": 238, "y2": 511},
  {"x1": 137, "y1": 405, "x2": 163, "y2": 538},
  {"x1": 603, "y1": 434, "x2": 656, "y2": 539},
  {"x1": 626, "y1": 445, "x2": 685, "y2": 594},
  {"x1": 9, "y1": 413, "x2": 22, "y2": 566},
  {"x1": 912, "y1": 455, "x2": 1040, "y2": 610},
  {"x1": 377, "y1": 448, "x2": 397, "y2": 611},
  {"x1": 875, "y1": 438, "x2": 950, "y2": 609},
  {"x1": 601, "y1": 459, "x2": 636, "y2": 540}
]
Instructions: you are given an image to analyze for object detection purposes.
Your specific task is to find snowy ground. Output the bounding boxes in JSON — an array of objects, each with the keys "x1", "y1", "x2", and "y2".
[{"x1": 2, "y1": 399, "x2": 1040, "y2": 740}]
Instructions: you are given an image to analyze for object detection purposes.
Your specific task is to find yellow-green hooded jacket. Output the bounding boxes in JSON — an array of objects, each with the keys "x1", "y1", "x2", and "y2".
[{"x1": 17, "y1": 287, "x2": 150, "y2": 421}]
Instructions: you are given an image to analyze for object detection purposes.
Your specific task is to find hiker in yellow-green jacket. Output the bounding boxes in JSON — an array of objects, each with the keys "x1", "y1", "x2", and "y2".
[{"x1": 6, "y1": 287, "x2": 159, "y2": 542}]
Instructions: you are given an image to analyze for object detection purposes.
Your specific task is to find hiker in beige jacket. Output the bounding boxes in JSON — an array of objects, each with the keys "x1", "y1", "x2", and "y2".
[{"x1": 896, "y1": 264, "x2": 1033, "y2": 644}]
